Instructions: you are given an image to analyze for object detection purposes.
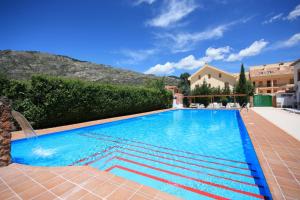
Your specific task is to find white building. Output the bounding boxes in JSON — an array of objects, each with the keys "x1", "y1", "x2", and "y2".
[{"x1": 293, "y1": 60, "x2": 300, "y2": 108}]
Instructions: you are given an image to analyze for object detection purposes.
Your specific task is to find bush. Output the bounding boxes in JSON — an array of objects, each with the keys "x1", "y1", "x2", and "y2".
[{"x1": 1, "y1": 75, "x2": 172, "y2": 128}]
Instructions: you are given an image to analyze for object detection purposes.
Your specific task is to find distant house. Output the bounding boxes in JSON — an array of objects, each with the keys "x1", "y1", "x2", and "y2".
[
  {"x1": 188, "y1": 64, "x2": 238, "y2": 90},
  {"x1": 249, "y1": 62, "x2": 294, "y2": 94},
  {"x1": 293, "y1": 60, "x2": 300, "y2": 108},
  {"x1": 165, "y1": 85, "x2": 183, "y2": 108}
]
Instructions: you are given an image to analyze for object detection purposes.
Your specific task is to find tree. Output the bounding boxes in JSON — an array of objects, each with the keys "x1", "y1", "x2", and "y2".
[
  {"x1": 191, "y1": 79, "x2": 211, "y2": 106},
  {"x1": 235, "y1": 64, "x2": 253, "y2": 104},
  {"x1": 0, "y1": 72, "x2": 9, "y2": 96},
  {"x1": 145, "y1": 77, "x2": 166, "y2": 91},
  {"x1": 178, "y1": 73, "x2": 190, "y2": 106}
]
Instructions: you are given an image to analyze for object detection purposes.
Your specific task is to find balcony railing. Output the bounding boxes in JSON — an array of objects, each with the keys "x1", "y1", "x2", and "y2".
[{"x1": 255, "y1": 83, "x2": 292, "y2": 88}]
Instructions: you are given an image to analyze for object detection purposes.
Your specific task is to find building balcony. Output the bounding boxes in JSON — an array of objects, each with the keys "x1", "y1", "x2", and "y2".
[{"x1": 255, "y1": 84, "x2": 294, "y2": 88}]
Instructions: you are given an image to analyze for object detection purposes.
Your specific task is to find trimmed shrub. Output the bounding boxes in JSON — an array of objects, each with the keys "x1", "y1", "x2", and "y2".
[{"x1": 2, "y1": 75, "x2": 172, "y2": 128}]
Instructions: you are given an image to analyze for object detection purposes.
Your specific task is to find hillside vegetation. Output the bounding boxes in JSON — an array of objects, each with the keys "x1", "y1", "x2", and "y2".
[{"x1": 0, "y1": 50, "x2": 179, "y2": 86}]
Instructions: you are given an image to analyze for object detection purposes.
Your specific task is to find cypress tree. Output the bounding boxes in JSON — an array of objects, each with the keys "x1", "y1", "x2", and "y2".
[{"x1": 236, "y1": 64, "x2": 248, "y2": 104}]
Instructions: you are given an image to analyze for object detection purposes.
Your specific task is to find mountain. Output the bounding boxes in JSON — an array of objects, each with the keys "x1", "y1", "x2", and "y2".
[{"x1": 0, "y1": 50, "x2": 179, "y2": 86}]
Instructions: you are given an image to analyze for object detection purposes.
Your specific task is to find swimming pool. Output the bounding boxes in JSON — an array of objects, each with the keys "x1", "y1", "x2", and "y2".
[{"x1": 12, "y1": 109, "x2": 272, "y2": 199}]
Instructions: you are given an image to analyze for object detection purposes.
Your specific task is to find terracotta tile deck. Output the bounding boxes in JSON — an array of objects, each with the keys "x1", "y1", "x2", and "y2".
[
  {"x1": 0, "y1": 164, "x2": 181, "y2": 200},
  {"x1": 241, "y1": 109, "x2": 300, "y2": 200}
]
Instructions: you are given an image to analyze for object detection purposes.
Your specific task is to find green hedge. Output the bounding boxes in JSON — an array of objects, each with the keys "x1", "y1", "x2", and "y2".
[{"x1": 1, "y1": 75, "x2": 172, "y2": 128}]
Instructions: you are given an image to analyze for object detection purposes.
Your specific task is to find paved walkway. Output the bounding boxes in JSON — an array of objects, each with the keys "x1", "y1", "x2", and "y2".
[
  {"x1": 241, "y1": 110, "x2": 300, "y2": 200},
  {"x1": 252, "y1": 107, "x2": 300, "y2": 141},
  {"x1": 0, "y1": 164, "x2": 180, "y2": 200}
]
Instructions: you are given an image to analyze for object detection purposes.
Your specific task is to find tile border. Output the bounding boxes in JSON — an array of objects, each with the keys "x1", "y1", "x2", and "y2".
[{"x1": 241, "y1": 109, "x2": 300, "y2": 200}]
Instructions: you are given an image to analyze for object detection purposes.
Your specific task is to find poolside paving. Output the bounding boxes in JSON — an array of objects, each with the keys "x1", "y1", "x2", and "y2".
[
  {"x1": 241, "y1": 109, "x2": 300, "y2": 200},
  {"x1": 0, "y1": 163, "x2": 181, "y2": 200},
  {"x1": 252, "y1": 107, "x2": 300, "y2": 141}
]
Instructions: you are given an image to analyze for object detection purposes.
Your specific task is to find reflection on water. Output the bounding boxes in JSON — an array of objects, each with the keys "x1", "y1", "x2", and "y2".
[{"x1": 33, "y1": 147, "x2": 56, "y2": 158}]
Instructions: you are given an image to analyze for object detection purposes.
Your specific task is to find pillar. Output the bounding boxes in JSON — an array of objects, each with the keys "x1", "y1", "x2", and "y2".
[
  {"x1": 0, "y1": 97, "x2": 13, "y2": 167},
  {"x1": 271, "y1": 80, "x2": 274, "y2": 93}
]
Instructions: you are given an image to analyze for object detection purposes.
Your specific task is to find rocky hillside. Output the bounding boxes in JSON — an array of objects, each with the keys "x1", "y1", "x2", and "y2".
[{"x1": 0, "y1": 50, "x2": 179, "y2": 86}]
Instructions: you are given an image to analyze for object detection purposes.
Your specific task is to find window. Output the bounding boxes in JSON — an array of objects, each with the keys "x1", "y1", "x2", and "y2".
[
  {"x1": 208, "y1": 74, "x2": 211, "y2": 79},
  {"x1": 259, "y1": 81, "x2": 263, "y2": 87},
  {"x1": 253, "y1": 81, "x2": 255, "y2": 86},
  {"x1": 219, "y1": 73, "x2": 222, "y2": 78},
  {"x1": 267, "y1": 80, "x2": 271, "y2": 87},
  {"x1": 298, "y1": 70, "x2": 300, "y2": 81},
  {"x1": 224, "y1": 82, "x2": 229, "y2": 88},
  {"x1": 290, "y1": 79, "x2": 294, "y2": 84},
  {"x1": 273, "y1": 80, "x2": 277, "y2": 86},
  {"x1": 198, "y1": 75, "x2": 201, "y2": 79},
  {"x1": 267, "y1": 90, "x2": 271, "y2": 93}
]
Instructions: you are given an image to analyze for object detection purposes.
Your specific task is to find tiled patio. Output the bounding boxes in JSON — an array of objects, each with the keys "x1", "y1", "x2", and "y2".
[
  {"x1": 241, "y1": 109, "x2": 300, "y2": 200},
  {"x1": 0, "y1": 164, "x2": 180, "y2": 200}
]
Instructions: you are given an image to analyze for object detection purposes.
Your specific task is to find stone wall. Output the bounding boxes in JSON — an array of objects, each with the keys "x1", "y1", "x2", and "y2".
[{"x1": 0, "y1": 97, "x2": 13, "y2": 167}]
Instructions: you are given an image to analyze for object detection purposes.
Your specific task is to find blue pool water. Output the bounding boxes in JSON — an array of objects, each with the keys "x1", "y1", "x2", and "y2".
[{"x1": 12, "y1": 109, "x2": 272, "y2": 199}]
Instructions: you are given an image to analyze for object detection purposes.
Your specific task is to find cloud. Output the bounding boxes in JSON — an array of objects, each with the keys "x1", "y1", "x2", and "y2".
[
  {"x1": 155, "y1": 18, "x2": 252, "y2": 53},
  {"x1": 226, "y1": 39, "x2": 268, "y2": 62},
  {"x1": 271, "y1": 33, "x2": 300, "y2": 49},
  {"x1": 144, "y1": 62, "x2": 175, "y2": 74},
  {"x1": 147, "y1": 0, "x2": 198, "y2": 28},
  {"x1": 205, "y1": 46, "x2": 230, "y2": 60},
  {"x1": 287, "y1": 4, "x2": 300, "y2": 20},
  {"x1": 144, "y1": 46, "x2": 230, "y2": 75},
  {"x1": 118, "y1": 48, "x2": 157, "y2": 64},
  {"x1": 263, "y1": 13, "x2": 283, "y2": 24},
  {"x1": 134, "y1": 0, "x2": 156, "y2": 5}
]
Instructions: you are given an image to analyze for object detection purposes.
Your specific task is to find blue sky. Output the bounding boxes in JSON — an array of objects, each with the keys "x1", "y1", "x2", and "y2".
[{"x1": 1, "y1": 0, "x2": 300, "y2": 76}]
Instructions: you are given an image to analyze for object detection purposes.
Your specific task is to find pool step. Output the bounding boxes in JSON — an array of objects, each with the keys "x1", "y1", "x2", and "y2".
[
  {"x1": 80, "y1": 133, "x2": 257, "y2": 175},
  {"x1": 104, "y1": 157, "x2": 265, "y2": 199},
  {"x1": 85, "y1": 133, "x2": 252, "y2": 165},
  {"x1": 72, "y1": 133, "x2": 266, "y2": 199},
  {"x1": 80, "y1": 133, "x2": 254, "y2": 170}
]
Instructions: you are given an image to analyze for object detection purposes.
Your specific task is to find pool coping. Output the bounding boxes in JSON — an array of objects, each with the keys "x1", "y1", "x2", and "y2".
[{"x1": 241, "y1": 109, "x2": 300, "y2": 200}]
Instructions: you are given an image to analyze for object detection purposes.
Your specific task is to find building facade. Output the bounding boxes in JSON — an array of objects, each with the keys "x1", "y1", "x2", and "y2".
[
  {"x1": 293, "y1": 60, "x2": 300, "y2": 108},
  {"x1": 189, "y1": 61, "x2": 297, "y2": 99},
  {"x1": 188, "y1": 64, "x2": 238, "y2": 90},
  {"x1": 249, "y1": 62, "x2": 294, "y2": 94}
]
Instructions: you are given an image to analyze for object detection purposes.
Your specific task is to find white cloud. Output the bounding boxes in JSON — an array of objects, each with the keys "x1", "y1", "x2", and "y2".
[
  {"x1": 144, "y1": 62, "x2": 175, "y2": 74},
  {"x1": 156, "y1": 18, "x2": 251, "y2": 52},
  {"x1": 263, "y1": 13, "x2": 283, "y2": 24},
  {"x1": 287, "y1": 4, "x2": 300, "y2": 20},
  {"x1": 134, "y1": 0, "x2": 156, "y2": 5},
  {"x1": 205, "y1": 46, "x2": 230, "y2": 60},
  {"x1": 144, "y1": 46, "x2": 230, "y2": 75},
  {"x1": 272, "y1": 33, "x2": 300, "y2": 49},
  {"x1": 226, "y1": 39, "x2": 268, "y2": 62},
  {"x1": 147, "y1": 0, "x2": 198, "y2": 28},
  {"x1": 119, "y1": 48, "x2": 157, "y2": 64}
]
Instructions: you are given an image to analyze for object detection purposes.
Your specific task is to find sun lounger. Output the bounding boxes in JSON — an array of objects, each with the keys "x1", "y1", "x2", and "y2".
[
  {"x1": 207, "y1": 103, "x2": 213, "y2": 108},
  {"x1": 198, "y1": 104, "x2": 205, "y2": 108},
  {"x1": 213, "y1": 102, "x2": 220, "y2": 108},
  {"x1": 189, "y1": 103, "x2": 197, "y2": 108}
]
